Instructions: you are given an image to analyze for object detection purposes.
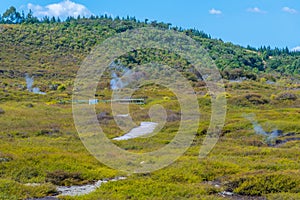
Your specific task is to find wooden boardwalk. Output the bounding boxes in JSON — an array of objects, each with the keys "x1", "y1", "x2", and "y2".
[{"x1": 72, "y1": 98, "x2": 145, "y2": 105}]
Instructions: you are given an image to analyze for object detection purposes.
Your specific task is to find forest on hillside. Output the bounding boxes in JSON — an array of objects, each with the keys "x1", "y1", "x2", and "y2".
[{"x1": 0, "y1": 6, "x2": 299, "y2": 82}]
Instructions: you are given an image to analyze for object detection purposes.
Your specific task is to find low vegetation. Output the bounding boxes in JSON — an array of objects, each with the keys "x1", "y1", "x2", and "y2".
[{"x1": 0, "y1": 6, "x2": 299, "y2": 200}]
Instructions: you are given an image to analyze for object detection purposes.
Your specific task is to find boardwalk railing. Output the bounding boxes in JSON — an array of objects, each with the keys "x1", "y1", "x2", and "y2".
[{"x1": 71, "y1": 98, "x2": 145, "y2": 105}]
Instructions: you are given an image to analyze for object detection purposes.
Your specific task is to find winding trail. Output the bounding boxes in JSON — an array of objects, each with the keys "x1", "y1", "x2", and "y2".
[
  {"x1": 57, "y1": 177, "x2": 126, "y2": 197},
  {"x1": 113, "y1": 122, "x2": 158, "y2": 140}
]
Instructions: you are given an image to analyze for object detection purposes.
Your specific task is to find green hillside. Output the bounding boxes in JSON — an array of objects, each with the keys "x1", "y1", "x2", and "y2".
[{"x1": 1, "y1": 7, "x2": 299, "y2": 82}]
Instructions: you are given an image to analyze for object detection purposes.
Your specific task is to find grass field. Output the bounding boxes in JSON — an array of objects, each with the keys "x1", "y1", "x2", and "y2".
[{"x1": 0, "y1": 78, "x2": 299, "y2": 199}]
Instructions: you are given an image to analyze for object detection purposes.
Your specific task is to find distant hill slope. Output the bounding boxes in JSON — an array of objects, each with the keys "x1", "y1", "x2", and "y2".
[{"x1": 0, "y1": 13, "x2": 299, "y2": 82}]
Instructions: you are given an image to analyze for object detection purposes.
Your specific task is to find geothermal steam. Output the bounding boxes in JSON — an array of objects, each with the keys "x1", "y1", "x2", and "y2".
[
  {"x1": 244, "y1": 113, "x2": 283, "y2": 144},
  {"x1": 25, "y1": 74, "x2": 46, "y2": 95}
]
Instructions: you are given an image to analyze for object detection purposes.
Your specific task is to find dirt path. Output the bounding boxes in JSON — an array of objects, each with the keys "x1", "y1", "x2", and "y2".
[{"x1": 113, "y1": 122, "x2": 158, "y2": 140}]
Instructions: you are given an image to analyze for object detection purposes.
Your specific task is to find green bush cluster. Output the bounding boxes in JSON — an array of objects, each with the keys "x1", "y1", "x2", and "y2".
[
  {"x1": 46, "y1": 170, "x2": 88, "y2": 186},
  {"x1": 0, "y1": 179, "x2": 57, "y2": 199},
  {"x1": 226, "y1": 171, "x2": 300, "y2": 196},
  {"x1": 275, "y1": 92, "x2": 298, "y2": 101}
]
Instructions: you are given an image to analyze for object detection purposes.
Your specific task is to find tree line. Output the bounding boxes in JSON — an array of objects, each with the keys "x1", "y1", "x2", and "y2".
[
  {"x1": 0, "y1": 6, "x2": 211, "y2": 40},
  {"x1": 1, "y1": 5, "x2": 297, "y2": 56},
  {"x1": 0, "y1": 5, "x2": 299, "y2": 76}
]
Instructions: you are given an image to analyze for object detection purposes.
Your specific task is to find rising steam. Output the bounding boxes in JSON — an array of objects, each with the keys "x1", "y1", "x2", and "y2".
[
  {"x1": 244, "y1": 113, "x2": 283, "y2": 145},
  {"x1": 25, "y1": 74, "x2": 46, "y2": 95}
]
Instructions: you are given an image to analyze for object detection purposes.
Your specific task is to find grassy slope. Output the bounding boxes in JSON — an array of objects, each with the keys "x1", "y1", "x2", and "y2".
[{"x1": 0, "y1": 18, "x2": 299, "y2": 199}]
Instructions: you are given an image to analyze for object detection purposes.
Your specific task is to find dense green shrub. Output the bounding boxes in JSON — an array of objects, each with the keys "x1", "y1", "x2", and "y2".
[
  {"x1": 228, "y1": 93, "x2": 269, "y2": 106},
  {"x1": 57, "y1": 84, "x2": 66, "y2": 92},
  {"x1": 244, "y1": 93, "x2": 269, "y2": 105},
  {"x1": 0, "y1": 179, "x2": 57, "y2": 199},
  {"x1": 275, "y1": 92, "x2": 298, "y2": 101},
  {"x1": 226, "y1": 172, "x2": 300, "y2": 196},
  {"x1": 266, "y1": 192, "x2": 300, "y2": 200},
  {"x1": 46, "y1": 170, "x2": 88, "y2": 186}
]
